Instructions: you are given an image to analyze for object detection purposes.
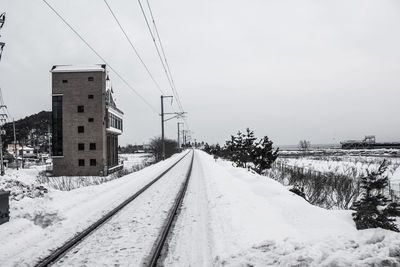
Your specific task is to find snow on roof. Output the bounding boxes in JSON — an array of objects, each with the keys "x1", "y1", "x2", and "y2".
[{"x1": 51, "y1": 64, "x2": 106, "y2": 73}]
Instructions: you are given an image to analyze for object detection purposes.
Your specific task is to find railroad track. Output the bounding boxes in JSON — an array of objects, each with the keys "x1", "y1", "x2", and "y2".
[{"x1": 36, "y1": 150, "x2": 194, "y2": 267}]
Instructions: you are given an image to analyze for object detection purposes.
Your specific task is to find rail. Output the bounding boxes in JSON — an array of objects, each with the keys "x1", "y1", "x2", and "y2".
[
  {"x1": 147, "y1": 150, "x2": 194, "y2": 266},
  {"x1": 35, "y1": 151, "x2": 191, "y2": 267}
]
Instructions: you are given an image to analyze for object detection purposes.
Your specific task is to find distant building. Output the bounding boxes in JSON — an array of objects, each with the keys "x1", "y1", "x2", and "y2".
[
  {"x1": 7, "y1": 144, "x2": 36, "y2": 158},
  {"x1": 51, "y1": 64, "x2": 124, "y2": 176},
  {"x1": 341, "y1": 135, "x2": 400, "y2": 149},
  {"x1": 7, "y1": 144, "x2": 20, "y2": 154},
  {"x1": 20, "y1": 146, "x2": 35, "y2": 158}
]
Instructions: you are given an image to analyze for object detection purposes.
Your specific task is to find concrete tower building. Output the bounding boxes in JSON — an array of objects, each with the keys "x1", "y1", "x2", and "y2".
[{"x1": 51, "y1": 64, "x2": 123, "y2": 176}]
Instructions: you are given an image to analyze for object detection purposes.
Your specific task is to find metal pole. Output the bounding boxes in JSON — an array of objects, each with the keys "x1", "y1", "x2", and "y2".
[
  {"x1": 177, "y1": 122, "x2": 180, "y2": 149},
  {"x1": 21, "y1": 140, "x2": 24, "y2": 169},
  {"x1": 0, "y1": 131, "x2": 3, "y2": 175},
  {"x1": 161, "y1": 96, "x2": 165, "y2": 160},
  {"x1": 13, "y1": 119, "x2": 18, "y2": 170},
  {"x1": 48, "y1": 124, "x2": 51, "y2": 158}
]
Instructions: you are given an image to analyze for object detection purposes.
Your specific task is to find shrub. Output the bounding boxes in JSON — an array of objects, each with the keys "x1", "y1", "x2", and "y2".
[
  {"x1": 149, "y1": 137, "x2": 180, "y2": 161},
  {"x1": 351, "y1": 160, "x2": 400, "y2": 232},
  {"x1": 203, "y1": 128, "x2": 278, "y2": 174}
]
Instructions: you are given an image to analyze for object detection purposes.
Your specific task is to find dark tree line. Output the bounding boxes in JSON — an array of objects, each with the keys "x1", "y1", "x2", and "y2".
[
  {"x1": 119, "y1": 144, "x2": 151, "y2": 153},
  {"x1": 2, "y1": 110, "x2": 51, "y2": 153},
  {"x1": 203, "y1": 128, "x2": 279, "y2": 174}
]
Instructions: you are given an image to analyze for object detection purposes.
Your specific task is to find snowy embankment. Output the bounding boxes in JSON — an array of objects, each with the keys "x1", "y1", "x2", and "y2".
[
  {"x1": 0, "y1": 152, "x2": 184, "y2": 266},
  {"x1": 166, "y1": 151, "x2": 400, "y2": 266},
  {"x1": 278, "y1": 156, "x2": 400, "y2": 182}
]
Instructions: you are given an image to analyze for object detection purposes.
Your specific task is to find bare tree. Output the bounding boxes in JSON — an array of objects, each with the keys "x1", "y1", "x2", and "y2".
[
  {"x1": 149, "y1": 137, "x2": 180, "y2": 162},
  {"x1": 298, "y1": 140, "x2": 311, "y2": 152}
]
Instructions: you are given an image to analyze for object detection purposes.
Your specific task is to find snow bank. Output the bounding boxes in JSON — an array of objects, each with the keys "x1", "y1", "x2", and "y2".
[
  {"x1": 195, "y1": 151, "x2": 400, "y2": 266},
  {"x1": 220, "y1": 229, "x2": 400, "y2": 266},
  {"x1": 392, "y1": 166, "x2": 400, "y2": 184}
]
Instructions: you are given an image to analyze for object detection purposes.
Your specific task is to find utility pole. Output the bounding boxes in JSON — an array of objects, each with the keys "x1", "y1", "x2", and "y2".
[
  {"x1": 177, "y1": 122, "x2": 183, "y2": 149},
  {"x1": 0, "y1": 13, "x2": 5, "y2": 175},
  {"x1": 160, "y1": 95, "x2": 185, "y2": 160},
  {"x1": 160, "y1": 96, "x2": 171, "y2": 161},
  {"x1": 48, "y1": 124, "x2": 51, "y2": 156},
  {"x1": 0, "y1": 12, "x2": 5, "y2": 62},
  {"x1": 0, "y1": 112, "x2": 6, "y2": 176},
  {"x1": 0, "y1": 101, "x2": 7, "y2": 175},
  {"x1": 21, "y1": 139, "x2": 24, "y2": 169},
  {"x1": 182, "y1": 130, "x2": 186, "y2": 147},
  {"x1": 13, "y1": 119, "x2": 17, "y2": 170},
  {"x1": 0, "y1": 131, "x2": 3, "y2": 176}
]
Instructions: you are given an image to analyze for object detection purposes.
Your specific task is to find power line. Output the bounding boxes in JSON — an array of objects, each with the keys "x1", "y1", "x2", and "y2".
[
  {"x1": 145, "y1": 0, "x2": 185, "y2": 112},
  {"x1": 143, "y1": 0, "x2": 191, "y2": 132},
  {"x1": 103, "y1": 0, "x2": 165, "y2": 95},
  {"x1": 42, "y1": 0, "x2": 158, "y2": 114},
  {"x1": 137, "y1": 0, "x2": 178, "y2": 107}
]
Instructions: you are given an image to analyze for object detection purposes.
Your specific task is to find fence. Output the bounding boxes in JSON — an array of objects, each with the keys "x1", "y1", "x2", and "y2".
[{"x1": 269, "y1": 162, "x2": 400, "y2": 209}]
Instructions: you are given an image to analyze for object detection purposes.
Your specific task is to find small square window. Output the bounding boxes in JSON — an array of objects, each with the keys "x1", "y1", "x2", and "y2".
[
  {"x1": 78, "y1": 126, "x2": 84, "y2": 133},
  {"x1": 90, "y1": 143, "x2": 96, "y2": 150},
  {"x1": 88, "y1": 95, "x2": 94, "y2": 99},
  {"x1": 90, "y1": 159, "x2": 96, "y2": 166},
  {"x1": 77, "y1": 105, "x2": 84, "y2": 113},
  {"x1": 88, "y1": 118, "x2": 94, "y2": 122},
  {"x1": 78, "y1": 143, "x2": 85, "y2": 151},
  {"x1": 88, "y1": 77, "x2": 94, "y2": 81},
  {"x1": 78, "y1": 159, "x2": 85, "y2": 166},
  {"x1": 62, "y1": 80, "x2": 68, "y2": 83}
]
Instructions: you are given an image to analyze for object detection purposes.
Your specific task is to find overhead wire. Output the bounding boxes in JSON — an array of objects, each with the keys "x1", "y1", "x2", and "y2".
[
  {"x1": 103, "y1": 0, "x2": 165, "y2": 95},
  {"x1": 145, "y1": 0, "x2": 184, "y2": 112},
  {"x1": 138, "y1": 0, "x2": 190, "y2": 132},
  {"x1": 42, "y1": 0, "x2": 159, "y2": 114},
  {"x1": 137, "y1": 0, "x2": 179, "y2": 109}
]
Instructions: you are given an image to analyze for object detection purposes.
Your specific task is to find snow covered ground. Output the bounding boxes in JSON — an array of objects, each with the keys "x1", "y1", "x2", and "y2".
[
  {"x1": 0, "y1": 153, "x2": 186, "y2": 266},
  {"x1": 277, "y1": 156, "x2": 400, "y2": 182},
  {"x1": 120, "y1": 153, "x2": 154, "y2": 171},
  {"x1": 55, "y1": 153, "x2": 192, "y2": 266},
  {"x1": 1, "y1": 150, "x2": 399, "y2": 266},
  {"x1": 165, "y1": 151, "x2": 400, "y2": 266}
]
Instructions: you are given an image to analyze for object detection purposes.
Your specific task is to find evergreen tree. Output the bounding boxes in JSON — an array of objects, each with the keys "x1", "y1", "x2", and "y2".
[
  {"x1": 251, "y1": 136, "x2": 279, "y2": 174},
  {"x1": 227, "y1": 132, "x2": 245, "y2": 167},
  {"x1": 214, "y1": 143, "x2": 221, "y2": 157},
  {"x1": 203, "y1": 143, "x2": 211, "y2": 154},
  {"x1": 243, "y1": 128, "x2": 257, "y2": 166},
  {"x1": 351, "y1": 160, "x2": 400, "y2": 232}
]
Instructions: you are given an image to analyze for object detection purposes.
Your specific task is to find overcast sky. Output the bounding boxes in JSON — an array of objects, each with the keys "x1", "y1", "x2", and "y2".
[{"x1": 1, "y1": 0, "x2": 399, "y2": 146}]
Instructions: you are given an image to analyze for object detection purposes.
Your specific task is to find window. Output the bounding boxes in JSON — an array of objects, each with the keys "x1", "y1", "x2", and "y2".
[
  {"x1": 52, "y1": 96, "x2": 63, "y2": 156},
  {"x1": 90, "y1": 143, "x2": 96, "y2": 150},
  {"x1": 78, "y1": 159, "x2": 85, "y2": 166},
  {"x1": 88, "y1": 77, "x2": 94, "y2": 81},
  {"x1": 90, "y1": 159, "x2": 96, "y2": 166},
  {"x1": 107, "y1": 134, "x2": 118, "y2": 167},
  {"x1": 88, "y1": 118, "x2": 94, "y2": 122},
  {"x1": 77, "y1": 105, "x2": 84, "y2": 113},
  {"x1": 78, "y1": 126, "x2": 84, "y2": 133},
  {"x1": 108, "y1": 113, "x2": 123, "y2": 130},
  {"x1": 88, "y1": 94, "x2": 94, "y2": 99},
  {"x1": 78, "y1": 143, "x2": 85, "y2": 151},
  {"x1": 62, "y1": 80, "x2": 68, "y2": 83}
]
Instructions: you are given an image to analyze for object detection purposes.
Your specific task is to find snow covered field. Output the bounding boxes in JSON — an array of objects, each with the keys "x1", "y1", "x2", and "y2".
[
  {"x1": 166, "y1": 151, "x2": 400, "y2": 266},
  {"x1": 277, "y1": 155, "x2": 400, "y2": 183},
  {"x1": 1, "y1": 150, "x2": 399, "y2": 266},
  {"x1": 274, "y1": 154, "x2": 400, "y2": 201}
]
